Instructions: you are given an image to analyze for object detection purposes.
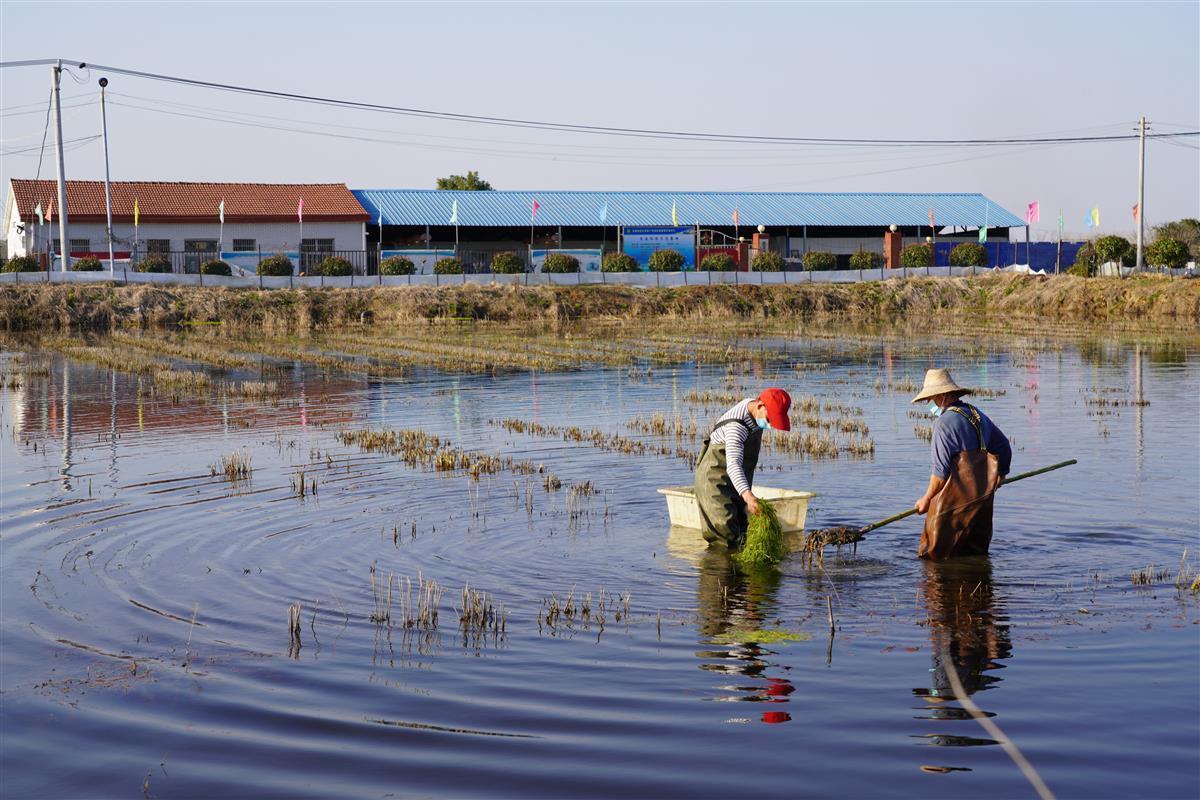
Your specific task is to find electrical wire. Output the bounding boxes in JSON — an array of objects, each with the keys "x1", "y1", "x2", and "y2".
[
  {"x1": 3, "y1": 134, "x2": 100, "y2": 157},
  {"x1": 2, "y1": 57, "x2": 1196, "y2": 147}
]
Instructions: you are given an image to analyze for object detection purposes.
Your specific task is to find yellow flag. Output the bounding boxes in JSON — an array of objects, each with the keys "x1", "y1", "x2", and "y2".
[
  {"x1": 133, "y1": 198, "x2": 139, "y2": 228},
  {"x1": 671, "y1": 200, "x2": 678, "y2": 226}
]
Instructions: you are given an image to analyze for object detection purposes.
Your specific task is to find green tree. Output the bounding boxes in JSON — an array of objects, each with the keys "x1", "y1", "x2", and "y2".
[
  {"x1": 804, "y1": 251, "x2": 837, "y2": 271},
  {"x1": 949, "y1": 243, "x2": 989, "y2": 267},
  {"x1": 1094, "y1": 235, "x2": 1132, "y2": 267},
  {"x1": 1151, "y1": 219, "x2": 1200, "y2": 261},
  {"x1": 436, "y1": 171, "x2": 493, "y2": 190},
  {"x1": 1145, "y1": 238, "x2": 1190, "y2": 270},
  {"x1": 900, "y1": 243, "x2": 933, "y2": 268}
]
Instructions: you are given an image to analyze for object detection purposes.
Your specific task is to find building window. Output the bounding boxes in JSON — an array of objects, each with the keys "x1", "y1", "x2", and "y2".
[
  {"x1": 146, "y1": 239, "x2": 171, "y2": 254},
  {"x1": 232, "y1": 238, "x2": 256, "y2": 252},
  {"x1": 52, "y1": 238, "x2": 90, "y2": 254},
  {"x1": 300, "y1": 238, "x2": 334, "y2": 254}
]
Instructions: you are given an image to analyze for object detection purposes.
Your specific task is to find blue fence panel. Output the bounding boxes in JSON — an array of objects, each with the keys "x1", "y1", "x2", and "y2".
[{"x1": 934, "y1": 241, "x2": 1084, "y2": 271}]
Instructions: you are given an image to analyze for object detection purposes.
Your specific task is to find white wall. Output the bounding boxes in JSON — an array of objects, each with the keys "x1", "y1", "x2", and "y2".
[{"x1": 6, "y1": 214, "x2": 363, "y2": 256}]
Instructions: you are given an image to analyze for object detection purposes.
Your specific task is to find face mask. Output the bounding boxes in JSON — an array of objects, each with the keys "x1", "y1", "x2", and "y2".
[
  {"x1": 757, "y1": 417, "x2": 771, "y2": 430},
  {"x1": 927, "y1": 403, "x2": 943, "y2": 418}
]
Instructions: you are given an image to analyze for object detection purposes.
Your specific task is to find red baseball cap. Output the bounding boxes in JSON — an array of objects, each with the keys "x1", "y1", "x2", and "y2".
[{"x1": 758, "y1": 388, "x2": 792, "y2": 431}]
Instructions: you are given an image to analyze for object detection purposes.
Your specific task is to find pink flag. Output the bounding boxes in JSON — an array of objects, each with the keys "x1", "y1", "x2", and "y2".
[
  {"x1": 1132, "y1": 203, "x2": 1140, "y2": 222},
  {"x1": 928, "y1": 207, "x2": 935, "y2": 229},
  {"x1": 531, "y1": 199, "x2": 540, "y2": 222},
  {"x1": 732, "y1": 208, "x2": 740, "y2": 226},
  {"x1": 1025, "y1": 201, "x2": 1039, "y2": 225},
  {"x1": 297, "y1": 197, "x2": 304, "y2": 223}
]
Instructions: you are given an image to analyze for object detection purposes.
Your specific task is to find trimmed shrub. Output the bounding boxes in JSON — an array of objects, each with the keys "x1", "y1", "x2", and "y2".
[
  {"x1": 256, "y1": 254, "x2": 294, "y2": 276},
  {"x1": 316, "y1": 256, "x2": 353, "y2": 277},
  {"x1": 648, "y1": 249, "x2": 686, "y2": 272},
  {"x1": 200, "y1": 259, "x2": 232, "y2": 276},
  {"x1": 949, "y1": 242, "x2": 989, "y2": 267},
  {"x1": 602, "y1": 252, "x2": 639, "y2": 273},
  {"x1": 1067, "y1": 242, "x2": 1097, "y2": 277},
  {"x1": 700, "y1": 253, "x2": 736, "y2": 272},
  {"x1": 900, "y1": 243, "x2": 934, "y2": 268},
  {"x1": 434, "y1": 257, "x2": 463, "y2": 275},
  {"x1": 753, "y1": 251, "x2": 785, "y2": 272},
  {"x1": 70, "y1": 256, "x2": 104, "y2": 272},
  {"x1": 1094, "y1": 235, "x2": 1132, "y2": 267},
  {"x1": 847, "y1": 251, "x2": 880, "y2": 270},
  {"x1": 804, "y1": 251, "x2": 838, "y2": 271},
  {"x1": 491, "y1": 252, "x2": 525, "y2": 274},
  {"x1": 136, "y1": 254, "x2": 172, "y2": 273},
  {"x1": 1145, "y1": 237, "x2": 1189, "y2": 270},
  {"x1": 380, "y1": 256, "x2": 415, "y2": 275},
  {"x1": 2, "y1": 255, "x2": 40, "y2": 273},
  {"x1": 542, "y1": 253, "x2": 580, "y2": 273}
]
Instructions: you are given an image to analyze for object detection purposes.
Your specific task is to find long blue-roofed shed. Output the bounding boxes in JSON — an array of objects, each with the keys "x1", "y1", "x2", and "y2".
[{"x1": 352, "y1": 189, "x2": 1024, "y2": 269}]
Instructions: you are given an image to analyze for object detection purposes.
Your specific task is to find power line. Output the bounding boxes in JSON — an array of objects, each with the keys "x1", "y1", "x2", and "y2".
[{"x1": 2, "y1": 57, "x2": 1197, "y2": 147}]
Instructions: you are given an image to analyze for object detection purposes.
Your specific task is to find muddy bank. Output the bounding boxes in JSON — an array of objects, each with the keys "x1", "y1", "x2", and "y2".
[{"x1": 1, "y1": 274, "x2": 1197, "y2": 332}]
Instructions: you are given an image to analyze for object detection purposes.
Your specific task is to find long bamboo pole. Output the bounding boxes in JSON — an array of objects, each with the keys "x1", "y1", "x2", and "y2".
[{"x1": 858, "y1": 459, "x2": 1078, "y2": 535}]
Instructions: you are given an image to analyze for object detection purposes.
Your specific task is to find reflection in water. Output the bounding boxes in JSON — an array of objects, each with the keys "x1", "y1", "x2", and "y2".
[
  {"x1": 695, "y1": 547, "x2": 795, "y2": 724},
  {"x1": 912, "y1": 557, "x2": 1012, "y2": 755}
]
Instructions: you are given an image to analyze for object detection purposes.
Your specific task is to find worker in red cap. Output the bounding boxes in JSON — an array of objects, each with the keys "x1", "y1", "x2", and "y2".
[{"x1": 693, "y1": 388, "x2": 792, "y2": 549}]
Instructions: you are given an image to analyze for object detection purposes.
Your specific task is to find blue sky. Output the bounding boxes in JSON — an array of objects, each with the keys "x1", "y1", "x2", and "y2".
[{"x1": 2, "y1": 1, "x2": 1196, "y2": 238}]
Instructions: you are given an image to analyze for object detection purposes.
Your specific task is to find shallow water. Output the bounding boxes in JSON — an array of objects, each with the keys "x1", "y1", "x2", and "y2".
[{"x1": 2, "y1": 330, "x2": 1198, "y2": 799}]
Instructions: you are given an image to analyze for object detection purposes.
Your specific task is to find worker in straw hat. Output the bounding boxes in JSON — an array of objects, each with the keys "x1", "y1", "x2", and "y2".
[
  {"x1": 694, "y1": 388, "x2": 792, "y2": 549},
  {"x1": 912, "y1": 369, "x2": 1012, "y2": 559}
]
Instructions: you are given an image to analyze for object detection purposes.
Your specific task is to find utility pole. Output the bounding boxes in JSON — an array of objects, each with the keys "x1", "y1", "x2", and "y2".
[
  {"x1": 51, "y1": 60, "x2": 71, "y2": 271},
  {"x1": 99, "y1": 77, "x2": 115, "y2": 275},
  {"x1": 1135, "y1": 116, "x2": 1149, "y2": 271}
]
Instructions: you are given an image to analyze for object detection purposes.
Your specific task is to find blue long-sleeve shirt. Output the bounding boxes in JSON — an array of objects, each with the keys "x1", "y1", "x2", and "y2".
[{"x1": 930, "y1": 402, "x2": 1011, "y2": 479}]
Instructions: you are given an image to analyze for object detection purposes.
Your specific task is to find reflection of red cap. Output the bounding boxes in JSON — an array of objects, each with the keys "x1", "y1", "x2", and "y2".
[
  {"x1": 758, "y1": 388, "x2": 792, "y2": 431},
  {"x1": 761, "y1": 711, "x2": 792, "y2": 724}
]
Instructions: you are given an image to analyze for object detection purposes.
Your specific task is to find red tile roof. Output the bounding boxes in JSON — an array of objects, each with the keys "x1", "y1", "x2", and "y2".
[{"x1": 9, "y1": 180, "x2": 368, "y2": 223}]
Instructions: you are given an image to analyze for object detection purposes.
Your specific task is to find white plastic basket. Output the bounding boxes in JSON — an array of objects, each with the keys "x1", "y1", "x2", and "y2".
[{"x1": 657, "y1": 485, "x2": 816, "y2": 534}]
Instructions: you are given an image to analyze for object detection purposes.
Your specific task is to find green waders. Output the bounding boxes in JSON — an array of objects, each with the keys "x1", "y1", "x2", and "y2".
[{"x1": 693, "y1": 418, "x2": 762, "y2": 549}]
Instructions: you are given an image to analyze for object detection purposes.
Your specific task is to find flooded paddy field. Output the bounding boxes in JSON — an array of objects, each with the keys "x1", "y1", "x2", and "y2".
[{"x1": 2, "y1": 325, "x2": 1197, "y2": 799}]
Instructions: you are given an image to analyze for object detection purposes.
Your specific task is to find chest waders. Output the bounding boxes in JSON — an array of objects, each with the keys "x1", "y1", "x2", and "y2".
[
  {"x1": 693, "y1": 418, "x2": 763, "y2": 549},
  {"x1": 919, "y1": 404, "x2": 1002, "y2": 560}
]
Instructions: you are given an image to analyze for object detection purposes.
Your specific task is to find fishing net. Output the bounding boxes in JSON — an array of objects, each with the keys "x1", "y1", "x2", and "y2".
[
  {"x1": 799, "y1": 526, "x2": 865, "y2": 564},
  {"x1": 735, "y1": 498, "x2": 785, "y2": 568}
]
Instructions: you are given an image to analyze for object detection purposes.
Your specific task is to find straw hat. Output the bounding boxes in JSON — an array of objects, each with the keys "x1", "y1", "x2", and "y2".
[{"x1": 911, "y1": 368, "x2": 973, "y2": 403}]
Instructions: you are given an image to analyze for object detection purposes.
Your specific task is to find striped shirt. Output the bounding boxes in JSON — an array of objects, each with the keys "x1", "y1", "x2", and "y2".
[{"x1": 709, "y1": 398, "x2": 758, "y2": 496}]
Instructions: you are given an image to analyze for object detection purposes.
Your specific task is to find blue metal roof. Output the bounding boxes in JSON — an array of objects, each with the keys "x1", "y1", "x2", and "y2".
[{"x1": 351, "y1": 189, "x2": 1025, "y2": 229}]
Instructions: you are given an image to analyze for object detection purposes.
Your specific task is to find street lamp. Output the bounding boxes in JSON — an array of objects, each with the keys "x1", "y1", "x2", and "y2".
[
  {"x1": 757, "y1": 224, "x2": 765, "y2": 234},
  {"x1": 889, "y1": 224, "x2": 898, "y2": 233}
]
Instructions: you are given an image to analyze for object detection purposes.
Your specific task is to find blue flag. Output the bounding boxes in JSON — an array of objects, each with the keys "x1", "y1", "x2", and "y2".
[
  {"x1": 1085, "y1": 210, "x2": 1094, "y2": 228},
  {"x1": 599, "y1": 202, "x2": 608, "y2": 225}
]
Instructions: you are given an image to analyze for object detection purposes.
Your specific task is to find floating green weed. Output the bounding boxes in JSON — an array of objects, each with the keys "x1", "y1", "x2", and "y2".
[{"x1": 711, "y1": 627, "x2": 811, "y2": 645}]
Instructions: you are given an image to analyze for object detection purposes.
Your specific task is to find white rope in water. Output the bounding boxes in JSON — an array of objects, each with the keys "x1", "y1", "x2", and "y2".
[{"x1": 941, "y1": 646, "x2": 1055, "y2": 800}]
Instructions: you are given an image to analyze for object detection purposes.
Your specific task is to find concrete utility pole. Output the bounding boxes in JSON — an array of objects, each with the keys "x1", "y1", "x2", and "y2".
[
  {"x1": 51, "y1": 60, "x2": 71, "y2": 271},
  {"x1": 99, "y1": 77, "x2": 115, "y2": 274},
  {"x1": 1135, "y1": 116, "x2": 1149, "y2": 271}
]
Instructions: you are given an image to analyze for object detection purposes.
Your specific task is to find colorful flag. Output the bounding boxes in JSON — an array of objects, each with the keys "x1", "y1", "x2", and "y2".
[
  {"x1": 35, "y1": 203, "x2": 44, "y2": 225},
  {"x1": 1091, "y1": 206, "x2": 1100, "y2": 228},
  {"x1": 928, "y1": 207, "x2": 935, "y2": 230},
  {"x1": 297, "y1": 197, "x2": 304, "y2": 223},
  {"x1": 979, "y1": 202, "x2": 989, "y2": 243},
  {"x1": 378, "y1": 208, "x2": 384, "y2": 228},
  {"x1": 133, "y1": 198, "x2": 139, "y2": 228},
  {"x1": 1057, "y1": 209, "x2": 1063, "y2": 234},
  {"x1": 732, "y1": 208, "x2": 740, "y2": 227},
  {"x1": 671, "y1": 201, "x2": 678, "y2": 226},
  {"x1": 47, "y1": 199, "x2": 54, "y2": 222},
  {"x1": 978, "y1": 226, "x2": 988, "y2": 244},
  {"x1": 599, "y1": 202, "x2": 608, "y2": 225},
  {"x1": 1132, "y1": 203, "x2": 1140, "y2": 222},
  {"x1": 531, "y1": 199, "x2": 540, "y2": 222},
  {"x1": 449, "y1": 199, "x2": 459, "y2": 225},
  {"x1": 1026, "y1": 201, "x2": 1039, "y2": 225},
  {"x1": 1085, "y1": 210, "x2": 1094, "y2": 228},
  {"x1": 219, "y1": 199, "x2": 225, "y2": 224}
]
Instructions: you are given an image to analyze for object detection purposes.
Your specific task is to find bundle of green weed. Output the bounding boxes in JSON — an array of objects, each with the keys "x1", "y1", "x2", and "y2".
[{"x1": 735, "y1": 498, "x2": 785, "y2": 568}]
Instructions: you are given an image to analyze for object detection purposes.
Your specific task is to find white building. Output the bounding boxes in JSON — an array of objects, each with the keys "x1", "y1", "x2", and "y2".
[{"x1": 4, "y1": 179, "x2": 369, "y2": 273}]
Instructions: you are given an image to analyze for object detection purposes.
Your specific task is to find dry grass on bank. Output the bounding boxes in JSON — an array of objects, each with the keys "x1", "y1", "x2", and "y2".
[{"x1": 0, "y1": 274, "x2": 1196, "y2": 333}]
